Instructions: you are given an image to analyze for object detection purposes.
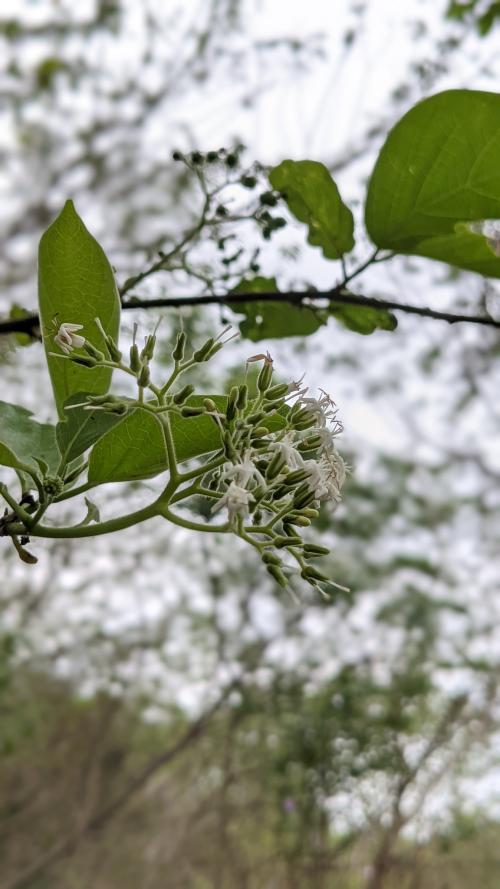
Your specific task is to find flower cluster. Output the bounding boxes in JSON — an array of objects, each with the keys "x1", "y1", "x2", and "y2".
[{"x1": 50, "y1": 320, "x2": 348, "y2": 594}]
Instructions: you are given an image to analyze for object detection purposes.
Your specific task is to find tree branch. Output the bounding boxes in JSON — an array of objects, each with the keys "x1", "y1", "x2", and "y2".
[{"x1": 1, "y1": 287, "x2": 500, "y2": 338}]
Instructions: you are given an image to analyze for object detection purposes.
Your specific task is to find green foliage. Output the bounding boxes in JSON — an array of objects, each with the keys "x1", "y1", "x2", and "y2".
[
  {"x1": 365, "y1": 89, "x2": 500, "y2": 278},
  {"x1": 230, "y1": 276, "x2": 326, "y2": 340},
  {"x1": 330, "y1": 302, "x2": 397, "y2": 334},
  {"x1": 88, "y1": 398, "x2": 227, "y2": 484},
  {"x1": 56, "y1": 393, "x2": 123, "y2": 464},
  {"x1": 447, "y1": 0, "x2": 500, "y2": 35},
  {"x1": 0, "y1": 401, "x2": 59, "y2": 474},
  {"x1": 269, "y1": 159, "x2": 355, "y2": 259},
  {"x1": 38, "y1": 200, "x2": 121, "y2": 417}
]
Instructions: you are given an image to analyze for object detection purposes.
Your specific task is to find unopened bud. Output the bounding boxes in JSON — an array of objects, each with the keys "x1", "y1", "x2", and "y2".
[
  {"x1": 262, "y1": 551, "x2": 281, "y2": 566},
  {"x1": 236, "y1": 384, "x2": 248, "y2": 411},
  {"x1": 193, "y1": 337, "x2": 215, "y2": 362},
  {"x1": 286, "y1": 515, "x2": 311, "y2": 527},
  {"x1": 141, "y1": 334, "x2": 156, "y2": 362},
  {"x1": 172, "y1": 331, "x2": 187, "y2": 362},
  {"x1": 180, "y1": 406, "x2": 205, "y2": 418},
  {"x1": 226, "y1": 387, "x2": 239, "y2": 421},
  {"x1": 266, "y1": 564, "x2": 288, "y2": 587},
  {"x1": 265, "y1": 452, "x2": 286, "y2": 480},
  {"x1": 84, "y1": 341, "x2": 105, "y2": 361},
  {"x1": 203, "y1": 397, "x2": 218, "y2": 412},
  {"x1": 257, "y1": 360, "x2": 273, "y2": 393},
  {"x1": 283, "y1": 469, "x2": 308, "y2": 486},
  {"x1": 297, "y1": 435, "x2": 323, "y2": 452},
  {"x1": 137, "y1": 362, "x2": 151, "y2": 388},
  {"x1": 264, "y1": 383, "x2": 289, "y2": 400},
  {"x1": 247, "y1": 411, "x2": 266, "y2": 426},
  {"x1": 70, "y1": 355, "x2": 97, "y2": 367},
  {"x1": 303, "y1": 544, "x2": 330, "y2": 557},
  {"x1": 174, "y1": 384, "x2": 195, "y2": 404},
  {"x1": 250, "y1": 426, "x2": 269, "y2": 439},
  {"x1": 274, "y1": 534, "x2": 303, "y2": 548},
  {"x1": 129, "y1": 343, "x2": 141, "y2": 373},
  {"x1": 301, "y1": 566, "x2": 330, "y2": 584}
]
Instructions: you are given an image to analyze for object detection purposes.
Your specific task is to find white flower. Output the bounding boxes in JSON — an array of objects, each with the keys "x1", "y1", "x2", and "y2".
[
  {"x1": 268, "y1": 433, "x2": 305, "y2": 469},
  {"x1": 54, "y1": 322, "x2": 85, "y2": 354},
  {"x1": 313, "y1": 424, "x2": 343, "y2": 455},
  {"x1": 212, "y1": 481, "x2": 255, "y2": 522},
  {"x1": 221, "y1": 450, "x2": 266, "y2": 488},
  {"x1": 303, "y1": 451, "x2": 346, "y2": 503},
  {"x1": 298, "y1": 389, "x2": 338, "y2": 427}
]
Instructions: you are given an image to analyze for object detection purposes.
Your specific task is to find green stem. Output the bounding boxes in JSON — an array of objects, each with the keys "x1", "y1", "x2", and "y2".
[
  {"x1": 54, "y1": 481, "x2": 96, "y2": 503},
  {"x1": 156, "y1": 413, "x2": 180, "y2": 485},
  {"x1": 14, "y1": 500, "x2": 161, "y2": 539},
  {"x1": 160, "y1": 505, "x2": 230, "y2": 534},
  {"x1": 178, "y1": 454, "x2": 225, "y2": 483},
  {"x1": 0, "y1": 484, "x2": 33, "y2": 526}
]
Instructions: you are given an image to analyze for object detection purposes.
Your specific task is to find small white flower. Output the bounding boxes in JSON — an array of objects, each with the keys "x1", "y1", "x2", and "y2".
[
  {"x1": 268, "y1": 432, "x2": 305, "y2": 470},
  {"x1": 212, "y1": 481, "x2": 255, "y2": 522},
  {"x1": 313, "y1": 424, "x2": 343, "y2": 455},
  {"x1": 54, "y1": 322, "x2": 85, "y2": 354},
  {"x1": 221, "y1": 450, "x2": 266, "y2": 488},
  {"x1": 299, "y1": 389, "x2": 338, "y2": 427},
  {"x1": 303, "y1": 451, "x2": 346, "y2": 503}
]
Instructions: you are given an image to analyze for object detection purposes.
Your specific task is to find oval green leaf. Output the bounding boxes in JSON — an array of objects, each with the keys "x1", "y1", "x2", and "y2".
[
  {"x1": 38, "y1": 200, "x2": 121, "y2": 417},
  {"x1": 269, "y1": 160, "x2": 355, "y2": 260},
  {"x1": 0, "y1": 401, "x2": 59, "y2": 474},
  {"x1": 365, "y1": 89, "x2": 500, "y2": 278}
]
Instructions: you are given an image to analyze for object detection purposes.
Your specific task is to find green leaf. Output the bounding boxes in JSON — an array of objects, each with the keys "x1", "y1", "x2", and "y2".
[
  {"x1": 88, "y1": 398, "x2": 227, "y2": 485},
  {"x1": 0, "y1": 402, "x2": 59, "y2": 474},
  {"x1": 330, "y1": 303, "x2": 397, "y2": 334},
  {"x1": 269, "y1": 160, "x2": 354, "y2": 259},
  {"x1": 38, "y1": 200, "x2": 121, "y2": 418},
  {"x1": 56, "y1": 394, "x2": 122, "y2": 466},
  {"x1": 8, "y1": 304, "x2": 36, "y2": 347},
  {"x1": 229, "y1": 276, "x2": 327, "y2": 341},
  {"x1": 365, "y1": 89, "x2": 500, "y2": 278}
]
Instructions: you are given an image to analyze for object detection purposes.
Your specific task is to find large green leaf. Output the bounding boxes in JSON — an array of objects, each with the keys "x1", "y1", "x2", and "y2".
[
  {"x1": 0, "y1": 401, "x2": 59, "y2": 474},
  {"x1": 229, "y1": 276, "x2": 326, "y2": 341},
  {"x1": 88, "y1": 398, "x2": 227, "y2": 484},
  {"x1": 365, "y1": 89, "x2": 500, "y2": 278},
  {"x1": 38, "y1": 200, "x2": 121, "y2": 418},
  {"x1": 56, "y1": 394, "x2": 123, "y2": 465},
  {"x1": 269, "y1": 160, "x2": 354, "y2": 259}
]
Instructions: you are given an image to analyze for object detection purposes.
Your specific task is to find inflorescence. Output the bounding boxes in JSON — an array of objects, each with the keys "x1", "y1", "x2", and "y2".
[{"x1": 48, "y1": 318, "x2": 349, "y2": 594}]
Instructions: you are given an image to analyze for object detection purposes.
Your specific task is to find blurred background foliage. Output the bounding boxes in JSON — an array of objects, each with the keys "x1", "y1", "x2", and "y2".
[{"x1": 1, "y1": 1, "x2": 500, "y2": 887}]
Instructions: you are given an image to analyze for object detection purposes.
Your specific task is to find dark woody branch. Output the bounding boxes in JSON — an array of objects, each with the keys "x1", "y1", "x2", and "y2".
[{"x1": 1, "y1": 286, "x2": 500, "y2": 338}]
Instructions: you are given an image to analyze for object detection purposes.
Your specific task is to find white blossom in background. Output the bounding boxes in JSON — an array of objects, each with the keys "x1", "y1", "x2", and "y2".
[
  {"x1": 221, "y1": 450, "x2": 266, "y2": 487},
  {"x1": 53, "y1": 322, "x2": 85, "y2": 354}
]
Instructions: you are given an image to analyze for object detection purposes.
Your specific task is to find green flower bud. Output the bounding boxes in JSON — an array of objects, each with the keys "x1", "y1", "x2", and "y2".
[
  {"x1": 262, "y1": 551, "x2": 281, "y2": 566},
  {"x1": 180, "y1": 406, "x2": 205, "y2": 418},
  {"x1": 172, "y1": 331, "x2": 187, "y2": 362},
  {"x1": 250, "y1": 426, "x2": 269, "y2": 440},
  {"x1": 293, "y1": 417, "x2": 317, "y2": 431},
  {"x1": 297, "y1": 435, "x2": 323, "y2": 452},
  {"x1": 84, "y1": 341, "x2": 105, "y2": 361},
  {"x1": 264, "y1": 383, "x2": 289, "y2": 400},
  {"x1": 301, "y1": 507, "x2": 319, "y2": 519},
  {"x1": 141, "y1": 334, "x2": 156, "y2": 362},
  {"x1": 303, "y1": 544, "x2": 330, "y2": 557},
  {"x1": 137, "y1": 362, "x2": 151, "y2": 388},
  {"x1": 257, "y1": 360, "x2": 274, "y2": 392},
  {"x1": 262, "y1": 398, "x2": 285, "y2": 414},
  {"x1": 193, "y1": 338, "x2": 215, "y2": 362},
  {"x1": 129, "y1": 343, "x2": 141, "y2": 373},
  {"x1": 293, "y1": 486, "x2": 316, "y2": 510},
  {"x1": 70, "y1": 355, "x2": 97, "y2": 367},
  {"x1": 43, "y1": 476, "x2": 64, "y2": 498},
  {"x1": 286, "y1": 515, "x2": 311, "y2": 527},
  {"x1": 274, "y1": 534, "x2": 303, "y2": 548},
  {"x1": 174, "y1": 384, "x2": 195, "y2": 404},
  {"x1": 266, "y1": 564, "x2": 288, "y2": 587},
  {"x1": 283, "y1": 469, "x2": 309, "y2": 486},
  {"x1": 247, "y1": 411, "x2": 266, "y2": 426},
  {"x1": 203, "y1": 397, "x2": 218, "y2": 412},
  {"x1": 236, "y1": 384, "x2": 248, "y2": 411},
  {"x1": 226, "y1": 386, "x2": 239, "y2": 421},
  {"x1": 301, "y1": 566, "x2": 330, "y2": 584},
  {"x1": 265, "y1": 452, "x2": 286, "y2": 481}
]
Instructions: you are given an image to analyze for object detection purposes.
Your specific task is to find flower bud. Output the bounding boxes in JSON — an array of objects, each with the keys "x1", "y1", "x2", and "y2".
[
  {"x1": 293, "y1": 486, "x2": 317, "y2": 509},
  {"x1": 70, "y1": 355, "x2": 97, "y2": 367},
  {"x1": 274, "y1": 534, "x2": 303, "y2": 548},
  {"x1": 303, "y1": 544, "x2": 330, "y2": 557},
  {"x1": 297, "y1": 435, "x2": 323, "y2": 452},
  {"x1": 129, "y1": 343, "x2": 141, "y2": 373},
  {"x1": 172, "y1": 331, "x2": 187, "y2": 362},
  {"x1": 262, "y1": 551, "x2": 281, "y2": 566},
  {"x1": 137, "y1": 362, "x2": 151, "y2": 388},
  {"x1": 301, "y1": 507, "x2": 319, "y2": 519},
  {"x1": 141, "y1": 333, "x2": 156, "y2": 362},
  {"x1": 264, "y1": 383, "x2": 289, "y2": 400},
  {"x1": 174, "y1": 384, "x2": 195, "y2": 404},
  {"x1": 257, "y1": 360, "x2": 273, "y2": 393},
  {"x1": 226, "y1": 386, "x2": 239, "y2": 421},
  {"x1": 193, "y1": 337, "x2": 215, "y2": 362},
  {"x1": 266, "y1": 564, "x2": 288, "y2": 587},
  {"x1": 293, "y1": 416, "x2": 317, "y2": 431},
  {"x1": 301, "y1": 566, "x2": 330, "y2": 584},
  {"x1": 43, "y1": 476, "x2": 64, "y2": 498},
  {"x1": 203, "y1": 398, "x2": 218, "y2": 412},
  {"x1": 286, "y1": 515, "x2": 311, "y2": 527},
  {"x1": 84, "y1": 341, "x2": 105, "y2": 361},
  {"x1": 262, "y1": 398, "x2": 285, "y2": 414},
  {"x1": 265, "y1": 452, "x2": 286, "y2": 481},
  {"x1": 180, "y1": 406, "x2": 205, "y2": 418},
  {"x1": 283, "y1": 469, "x2": 308, "y2": 486},
  {"x1": 236, "y1": 384, "x2": 248, "y2": 411},
  {"x1": 247, "y1": 411, "x2": 266, "y2": 426},
  {"x1": 250, "y1": 426, "x2": 269, "y2": 440}
]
